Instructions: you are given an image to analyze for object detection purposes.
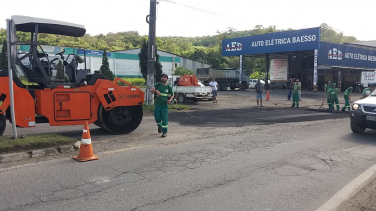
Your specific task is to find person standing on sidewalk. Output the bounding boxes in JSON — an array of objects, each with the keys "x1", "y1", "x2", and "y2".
[
  {"x1": 286, "y1": 78, "x2": 293, "y2": 100},
  {"x1": 150, "y1": 73, "x2": 174, "y2": 138},
  {"x1": 209, "y1": 78, "x2": 219, "y2": 103},
  {"x1": 341, "y1": 86, "x2": 353, "y2": 112},
  {"x1": 255, "y1": 79, "x2": 264, "y2": 107},
  {"x1": 291, "y1": 80, "x2": 301, "y2": 108}
]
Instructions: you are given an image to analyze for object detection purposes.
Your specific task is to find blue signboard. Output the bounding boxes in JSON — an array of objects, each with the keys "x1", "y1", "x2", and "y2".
[
  {"x1": 318, "y1": 42, "x2": 376, "y2": 69},
  {"x1": 222, "y1": 27, "x2": 321, "y2": 56},
  {"x1": 78, "y1": 49, "x2": 112, "y2": 57}
]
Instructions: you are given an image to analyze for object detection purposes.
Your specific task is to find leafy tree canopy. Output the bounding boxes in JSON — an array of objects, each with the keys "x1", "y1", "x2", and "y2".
[{"x1": 0, "y1": 23, "x2": 357, "y2": 77}]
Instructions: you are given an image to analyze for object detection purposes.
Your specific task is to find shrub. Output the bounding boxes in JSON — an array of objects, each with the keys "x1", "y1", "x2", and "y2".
[{"x1": 117, "y1": 77, "x2": 146, "y2": 86}]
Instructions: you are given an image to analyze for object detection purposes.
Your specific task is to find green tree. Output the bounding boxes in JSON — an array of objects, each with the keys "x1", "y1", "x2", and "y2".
[
  {"x1": 0, "y1": 40, "x2": 7, "y2": 70},
  {"x1": 99, "y1": 50, "x2": 114, "y2": 80},
  {"x1": 320, "y1": 23, "x2": 357, "y2": 43},
  {"x1": 138, "y1": 40, "x2": 148, "y2": 81},
  {"x1": 138, "y1": 39, "x2": 163, "y2": 83},
  {"x1": 249, "y1": 71, "x2": 265, "y2": 79},
  {"x1": 154, "y1": 46, "x2": 163, "y2": 83},
  {"x1": 174, "y1": 66, "x2": 193, "y2": 75},
  {"x1": 56, "y1": 60, "x2": 64, "y2": 79}
]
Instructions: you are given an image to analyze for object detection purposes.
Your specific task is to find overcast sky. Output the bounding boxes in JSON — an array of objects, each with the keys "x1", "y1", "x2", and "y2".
[{"x1": 1, "y1": 0, "x2": 375, "y2": 41}]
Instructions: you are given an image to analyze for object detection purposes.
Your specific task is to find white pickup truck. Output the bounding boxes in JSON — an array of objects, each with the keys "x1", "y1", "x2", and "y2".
[{"x1": 173, "y1": 82, "x2": 213, "y2": 103}]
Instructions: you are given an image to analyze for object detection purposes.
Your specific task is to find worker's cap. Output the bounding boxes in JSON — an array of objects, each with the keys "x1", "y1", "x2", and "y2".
[
  {"x1": 332, "y1": 83, "x2": 336, "y2": 86},
  {"x1": 348, "y1": 86, "x2": 353, "y2": 90},
  {"x1": 161, "y1": 73, "x2": 168, "y2": 78}
]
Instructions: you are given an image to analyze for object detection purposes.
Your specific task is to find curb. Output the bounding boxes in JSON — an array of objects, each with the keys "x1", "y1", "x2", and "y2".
[
  {"x1": 0, "y1": 141, "x2": 81, "y2": 163},
  {"x1": 316, "y1": 164, "x2": 376, "y2": 211}
]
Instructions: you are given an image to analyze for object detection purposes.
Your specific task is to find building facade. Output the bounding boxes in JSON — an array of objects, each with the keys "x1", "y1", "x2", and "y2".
[
  {"x1": 11, "y1": 45, "x2": 210, "y2": 78},
  {"x1": 115, "y1": 48, "x2": 211, "y2": 76},
  {"x1": 222, "y1": 27, "x2": 376, "y2": 91}
]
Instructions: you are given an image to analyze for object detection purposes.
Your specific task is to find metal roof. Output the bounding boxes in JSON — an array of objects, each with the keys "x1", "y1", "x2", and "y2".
[
  {"x1": 11, "y1": 15, "x2": 86, "y2": 37},
  {"x1": 349, "y1": 40, "x2": 376, "y2": 47}
]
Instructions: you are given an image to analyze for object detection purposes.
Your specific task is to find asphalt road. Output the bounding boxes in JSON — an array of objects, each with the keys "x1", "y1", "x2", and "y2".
[
  {"x1": 1, "y1": 89, "x2": 374, "y2": 211},
  {"x1": 1, "y1": 110, "x2": 376, "y2": 210}
]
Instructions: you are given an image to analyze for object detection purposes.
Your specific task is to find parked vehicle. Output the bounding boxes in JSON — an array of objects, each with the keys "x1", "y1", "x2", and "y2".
[
  {"x1": 349, "y1": 88, "x2": 376, "y2": 133},
  {"x1": 172, "y1": 75, "x2": 213, "y2": 103},
  {"x1": 249, "y1": 79, "x2": 271, "y2": 89},
  {"x1": 196, "y1": 68, "x2": 250, "y2": 91}
]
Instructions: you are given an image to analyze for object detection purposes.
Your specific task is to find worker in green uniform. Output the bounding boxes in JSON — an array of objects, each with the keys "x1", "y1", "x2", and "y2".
[
  {"x1": 291, "y1": 80, "x2": 301, "y2": 108},
  {"x1": 361, "y1": 83, "x2": 376, "y2": 99},
  {"x1": 330, "y1": 83, "x2": 340, "y2": 111},
  {"x1": 341, "y1": 86, "x2": 353, "y2": 112},
  {"x1": 326, "y1": 81, "x2": 332, "y2": 110},
  {"x1": 150, "y1": 73, "x2": 174, "y2": 138}
]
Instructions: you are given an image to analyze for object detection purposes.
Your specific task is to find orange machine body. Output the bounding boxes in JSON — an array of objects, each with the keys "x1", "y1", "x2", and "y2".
[
  {"x1": 0, "y1": 77, "x2": 35, "y2": 128},
  {"x1": 0, "y1": 77, "x2": 144, "y2": 128},
  {"x1": 177, "y1": 74, "x2": 200, "y2": 87}
]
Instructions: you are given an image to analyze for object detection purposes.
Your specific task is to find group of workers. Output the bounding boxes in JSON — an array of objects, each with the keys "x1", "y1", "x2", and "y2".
[
  {"x1": 150, "y1": 73, "x2": 376, "y2": 137},
  {"x1": 325, "y1": 81, "x2": 376, "y2": 112}
]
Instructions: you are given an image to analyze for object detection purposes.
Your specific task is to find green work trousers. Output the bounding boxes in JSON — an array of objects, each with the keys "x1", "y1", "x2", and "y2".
[
  {"x1": 327, "y1": 98, "x2": 333, "y2": 109},
  {"x1": 292, "y1": 93, "x2": 299, "y2": 107},
  {"x1": 154, "y1": 105, "x2": 169, "y2": 134},
  {"x1": 342, "y1": 96, "x2": 350, "y2": 111},
  {"x1": 331, "y1": 98, "x2": 339, "y2": 111}
]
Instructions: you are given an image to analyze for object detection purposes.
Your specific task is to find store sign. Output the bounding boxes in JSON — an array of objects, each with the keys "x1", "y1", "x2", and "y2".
[
  {"x1": 239, "y1": 55, "x2": 243, "y2": 83},
  {"x1": 314, "y1": 49, "x2": 318, "y2": 85},
  {"x1": 318, "y1": 42, "x2": 376, "y2": 69},
  {"x1": 270, "y1": 59, "x2": 288, "y2": 81},
  {"x1": 222, "y1": 27, "x2": 321, "y2": 56},
  {"x1": 361, "y1": 71, "x2": 376, "y2": 84},
  {"x1": 318, "y1": 69, "x2": 360, "y2": 75}
]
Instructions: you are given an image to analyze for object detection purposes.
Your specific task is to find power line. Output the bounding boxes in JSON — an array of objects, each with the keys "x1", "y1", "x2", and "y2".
[
  {"x1": 159, "y1": 0, "x2": 229, "y2": 18},
  {"x1": 158, "y1": 0, "x2": 321, "y2": 38}
]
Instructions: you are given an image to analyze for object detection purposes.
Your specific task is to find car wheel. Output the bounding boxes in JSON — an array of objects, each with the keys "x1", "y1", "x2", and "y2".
[
  {"x1": 177, "y1": 94, "x2": 185, "y2": 103},
  {"x1": 350, "y1": 121, "x2": 366, "y2": 133}
]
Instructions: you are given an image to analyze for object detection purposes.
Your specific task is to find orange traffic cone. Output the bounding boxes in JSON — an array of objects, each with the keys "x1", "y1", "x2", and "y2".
[
  {"x1": 73, "y1": 121, "x2": 99, "y2": 162},
  {"x1": 266, "y1": 90, "x2": 270, "y2": 101}
]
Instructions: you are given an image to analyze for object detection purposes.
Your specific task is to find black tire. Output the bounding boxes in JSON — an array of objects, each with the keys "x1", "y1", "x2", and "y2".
[
  {"x1": 0, "y1": 114, "x2": 5, "y2": 136},
  {"x1": 230, "y1": 86, "x2": 236, "y2": 90},
  {"x1": 350, "y1": 121, "x2": 366, "y2": 133},
  {"x1": 193, "y1": 98, "x2": 199, "y2": 102},
  {"x1": 97, "y1": 105, "x2": 143, "y2": 135},
  {"x1": 241, "y1": 83, "x2": 247, "y2": 90},
  {"x1": 219, "y1": 83, "x2": 227, "y2": 91},
  {"x1": 177, "y1": 94, "x2": 185, "y2": 103}
]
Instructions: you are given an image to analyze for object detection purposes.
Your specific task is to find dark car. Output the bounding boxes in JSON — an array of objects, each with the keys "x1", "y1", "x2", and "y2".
[{"x1": 350, "y1": 89, "x2": 376, "y2": 133}]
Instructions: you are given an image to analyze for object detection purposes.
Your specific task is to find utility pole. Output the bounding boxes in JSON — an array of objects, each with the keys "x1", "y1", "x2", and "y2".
[
  {"x1": 146, "y1": 0, "x2": 157, "y2": 105},
  {"x1": 171, "y1": 56, "x2": 175, "y2": 86}
]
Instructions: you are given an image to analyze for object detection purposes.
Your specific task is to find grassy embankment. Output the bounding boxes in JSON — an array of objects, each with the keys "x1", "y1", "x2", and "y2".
[{"x1": 0, "y1": 134, "x2": 77, "y2": 154}]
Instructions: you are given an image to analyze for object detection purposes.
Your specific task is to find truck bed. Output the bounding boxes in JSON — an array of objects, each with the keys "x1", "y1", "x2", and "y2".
[{"x1": 173, "y1": 86, "x2": 212, "y2": 94}]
